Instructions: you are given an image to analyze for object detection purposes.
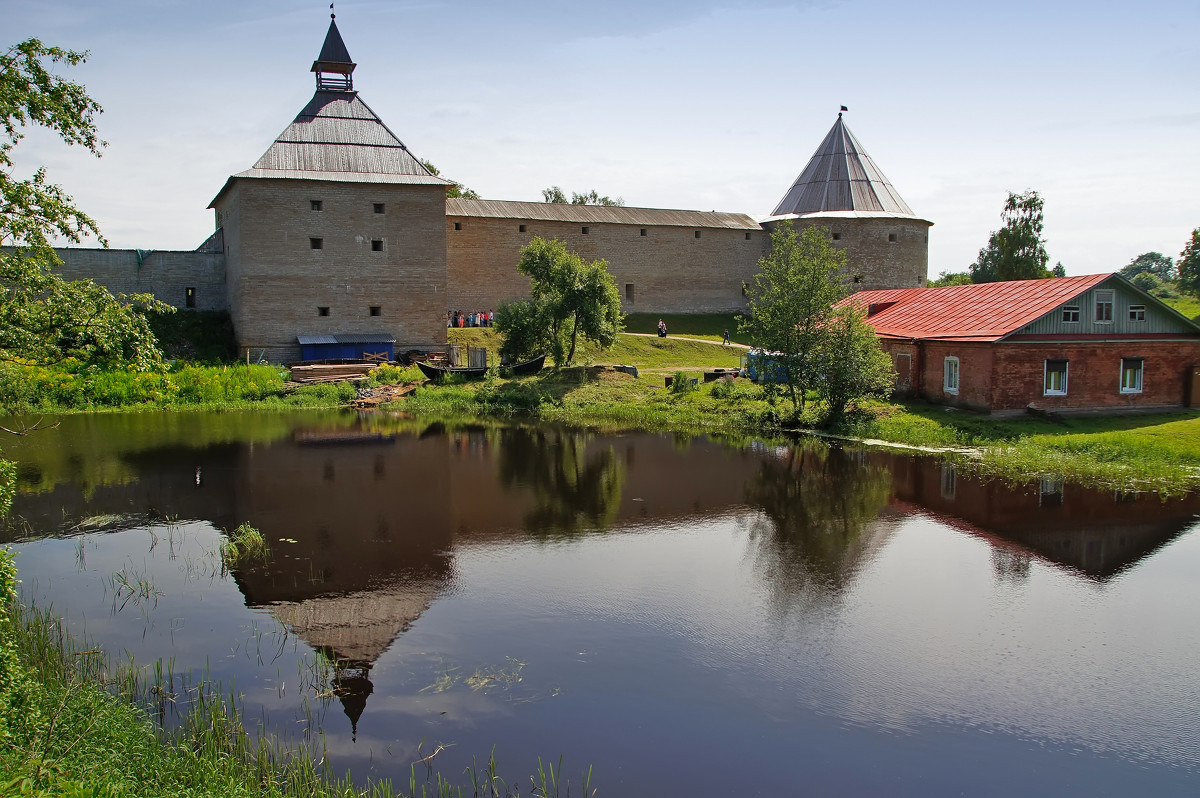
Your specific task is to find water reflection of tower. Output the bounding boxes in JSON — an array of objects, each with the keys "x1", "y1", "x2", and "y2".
[
  {"x1": 228, "y1": 424, "x2": 456, "y2": 739},
  {"x1": 321, "y1": 647, "x2": 373, "y2": 742}
]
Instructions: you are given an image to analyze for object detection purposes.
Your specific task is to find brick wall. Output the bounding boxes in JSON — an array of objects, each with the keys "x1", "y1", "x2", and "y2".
[
  {"x1": 53, "y1": 248, "x2": 226, "y2": 311},
  {"x1": 445, "y1": 215, "x2": 765, "y2": 314},
  {"x1": 991, "y1": 340, "x2": 1200, "y2": 412},
  {"x1": 216, "y1": 178, "x2": 448, "y2": 361},
  {"x1": 882, "y1": 337, "x2": 1200, "y2": 413}
]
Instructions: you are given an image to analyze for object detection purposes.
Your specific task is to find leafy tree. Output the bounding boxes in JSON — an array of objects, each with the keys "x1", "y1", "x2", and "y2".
[
  {"x1": 929, "y1": 270, "x2": 972, "y2": 287},
  {"x1": 1176, "y1": 228, "x2": 1200, "y2": 297},
  {"x1": 1, "y1": 38, "x2": 169, "y2": 374},
  {"x1": 739, "y1": 221, "x2": 848, "y2": 412},
  {"x1": 494, "y1": 298, "x2": 553, "y2": 363},
  {"x1": 1120, "y1": 251, "x2": 1175, "y2": 282},
  {"x1": 540, "y1": 186, "x2": 625, "y2": 206},
  {"x1": 420, "y1": 159, "x2": 479, "y2": 200},
  {"x1": 541, "y1": 186, "x2": 568, "y2": 204},
  {"x1": 495, "y1": 237, "x2": 622, "y2": 366},
  {"x1": 1051, "y1": 261, "x2": 1066, "y2": 278},
  {"x1": 969, "y1": 190, "x2": 1050, "y2": 283},
  {"x1": 813, "y1": 305, "x2": 894, "y2": 420}
]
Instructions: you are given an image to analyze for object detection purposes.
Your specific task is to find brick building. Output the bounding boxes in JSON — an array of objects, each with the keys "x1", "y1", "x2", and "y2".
[
  {"x1": 844, "y1": 274, "x2": 1200, "y2": 414},
  {"x1": 53, "y1": 17, "x2": 931, "y2": 362}
]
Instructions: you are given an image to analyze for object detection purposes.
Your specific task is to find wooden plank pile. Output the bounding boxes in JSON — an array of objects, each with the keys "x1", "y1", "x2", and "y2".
[{"x1": 288, "y1": 363, "x2": 378, "y2": 385}]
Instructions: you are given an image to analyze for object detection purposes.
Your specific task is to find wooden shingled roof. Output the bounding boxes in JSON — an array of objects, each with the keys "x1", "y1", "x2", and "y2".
[
  {"x1": 842, "y1": 274, "x2": 1116, "y2": 342},
  {"x1": 209, "y1": 24, "x2": 448, "y2": 207},
  {"x1": 770, "y1": 114, "x2": 923, "y2": 221},
  {"x1": 236, "y1": 92, "x2": 447, "y2": 184}
]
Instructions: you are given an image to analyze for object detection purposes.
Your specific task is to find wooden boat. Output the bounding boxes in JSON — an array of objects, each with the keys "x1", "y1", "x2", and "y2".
[
  {"x1": 416, "y1": 360, "x2": 487, "y2": 380},
  {"x1": 501, "y1": 354, "x2": 546, "y2": 377}
]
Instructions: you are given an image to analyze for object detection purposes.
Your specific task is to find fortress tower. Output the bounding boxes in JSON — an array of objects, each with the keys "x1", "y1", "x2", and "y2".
[
  {"x1": 208, "y1": 16, "x2": 451, "y2": 361},
  {"x1": 763, "y1": 113, "x2": 931, "y2": 290}
]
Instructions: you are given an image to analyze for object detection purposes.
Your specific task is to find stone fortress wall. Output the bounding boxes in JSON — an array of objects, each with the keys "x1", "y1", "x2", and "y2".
[
  {"x1": 214, "y1": 179, "x2": 449, "y2": 362},
  {"x1": 52, "y1": 247, "x2": 226, "y2": 312},
  {"x1": 51, "y1": 205, "x2": 930, "y2": 350}
]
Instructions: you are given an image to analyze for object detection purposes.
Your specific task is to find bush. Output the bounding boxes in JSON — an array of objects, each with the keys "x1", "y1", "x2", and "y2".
[
  {"x1": 669, "y1": 371, "x2": 696, "y2": 394},
  {"x1": 710, "y1": 376, "x2": 758, "y2": 401}
]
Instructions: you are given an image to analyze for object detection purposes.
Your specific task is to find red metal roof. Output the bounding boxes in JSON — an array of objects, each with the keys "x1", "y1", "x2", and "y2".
[{"x1": 840, "y1": 274, "x2": 1113, "y2": 342}]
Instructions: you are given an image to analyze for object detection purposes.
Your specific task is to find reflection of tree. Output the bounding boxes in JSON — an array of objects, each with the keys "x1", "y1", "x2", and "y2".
[
  {"x1": 744, "y1": 442, "x2": 893, "y2": 603},
  {"x1": 497, "y1": 429, "x2": 624, "y2": 534},
  {"x1": 991, "y1": 547, "x2": 1031, "y2": 583}
]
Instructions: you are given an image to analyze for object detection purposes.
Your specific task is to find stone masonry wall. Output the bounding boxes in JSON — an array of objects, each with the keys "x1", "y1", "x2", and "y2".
[
  {"x1": 53, "y1": 248, "x2": 226, "y2": 311},
  {"x1": 217, "y1": 178, "x2": 447, "y2": 362},
  {"x1": 445, "y1": 215, "x2": 766, "y2": 314},
  {"x1": 781, "y1": 216, "x2": 931, "y2": 291}
]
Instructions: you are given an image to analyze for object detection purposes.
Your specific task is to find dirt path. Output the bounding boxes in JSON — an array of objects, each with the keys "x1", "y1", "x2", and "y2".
[{"x1": 622, "y1": 332, "x2": 752, "y2": 350}]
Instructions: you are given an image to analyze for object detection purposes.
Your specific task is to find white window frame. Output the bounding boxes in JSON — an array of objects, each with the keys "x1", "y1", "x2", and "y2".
[
  {"x1": 1094, "y1": 290, "x2": 1114, "y2": 324},
  {"x1": 1061, "y1": 305, "x2": 1080, "y2": 323},
  {"x1": 1044, "y1": 359, "x2": 1068, "y2": 396},
  {"x1": 1128, "y1": 304, "x2": 1146, "y2": 322},
  {"x1": 943, "y1": 356, "x2": 960, "y2": 394},
  {"x1": 1120, "y1": 358, "x2": 1143, "y2": 394}
]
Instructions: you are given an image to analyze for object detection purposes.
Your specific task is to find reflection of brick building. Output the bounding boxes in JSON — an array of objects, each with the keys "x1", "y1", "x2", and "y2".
[
  {"x1": 884, "y1": 452, "x2": 1200, "y2": 578},
  {"x1": 52, "y1": 18, "x2": 930, "y2": 361},
  {"x1": 845, "y1": 273, "x2": 1200, "y2": 413}
]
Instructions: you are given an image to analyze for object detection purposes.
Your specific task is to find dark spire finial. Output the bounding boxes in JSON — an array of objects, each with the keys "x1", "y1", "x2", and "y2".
[
  {"x1": 312, "y1": 12, "x2": 356, "y2": 91},
  {"x1": 330, "y1": 3, "x2": 335, "y2": 19}
]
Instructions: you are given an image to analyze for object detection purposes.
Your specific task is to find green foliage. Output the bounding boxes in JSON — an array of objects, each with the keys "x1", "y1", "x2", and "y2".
[
  {"x1": 0, "y1": 458, "x2": 13, "y2": 518},
  {"x1": 669, "y1": 371, "x2": 696, "y2": 394},
  {"x1": 969, "y1": 190, "x2": 1051, "y2": 283},
  {"x1": 496, "y1": 237, "x2": 623, "y2": 366},
  {"x1": 0, "y1": 548, "x2": 38, "y2": 749},
  {"x1": 540, "y1": 186, "x2": 625, "y2": 206},
  {"x1": 813, "y1": 306, "x2": 895, "y2": 421},
  {"x1": 419, "y1": 158, "x2": 479, "y2": 200},
  {"x1": 495, "y1": 298, "x2": 556, "y2": 363},
  {"x1": 367, "y1": 362, "x2": 422, "y2": 385},
  {"x1": 1120, "y1": 251, "x2": 1175, "y2": 282},
  {"x1": 0, "y1": 362, "x2": 294, "y2": 411},
  {"x1": 220, "y1": 522, "x2": 270, "y2": 566},
  {"x1": 1, "y1": 38, "x2": 171, "y2": 374},
  {"x1": 740, "y1": 221, "x2": 847, "y2": 411},
  {"x1": 710, "y1": 376, "x2": 758, "y2": 401},
  {"x1": 1178, "y1": 227, "x2": 1200, "y2": 297},
  {"x1": 929, "y1": 270, "x2": 973, "y2": 287}
]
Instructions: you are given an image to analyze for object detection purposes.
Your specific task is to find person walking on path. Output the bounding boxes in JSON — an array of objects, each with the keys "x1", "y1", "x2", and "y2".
[
  {"x1": 722, "y1": 328, "x2": 730, "y2": 345},
  {"x1": 657, "y1": 319, "x2": 667, "y2": 338}
]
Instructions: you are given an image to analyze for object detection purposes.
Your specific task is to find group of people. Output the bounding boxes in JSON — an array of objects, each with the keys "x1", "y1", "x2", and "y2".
[
  {"x1": 448, "y1": 310, "x2": 493, "y2": 328},
  {"x1": 657, "y1": 318, "x2": 668, "y2": 337}
]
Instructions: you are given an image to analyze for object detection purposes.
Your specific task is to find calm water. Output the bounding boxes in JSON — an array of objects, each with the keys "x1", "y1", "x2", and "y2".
[{"x1": 4, "y1": 411, "x2": 1199, "y2": 796}]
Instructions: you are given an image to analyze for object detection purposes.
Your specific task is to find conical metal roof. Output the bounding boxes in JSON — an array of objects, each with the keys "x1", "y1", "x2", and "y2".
[{"x1": 771, "y1": 115, "x2": 917, "y2": 218}]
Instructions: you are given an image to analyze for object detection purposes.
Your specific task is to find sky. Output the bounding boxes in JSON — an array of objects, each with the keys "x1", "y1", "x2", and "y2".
[{"x1": 7, "y1": 0, "x2": 1199, "y2": 278}]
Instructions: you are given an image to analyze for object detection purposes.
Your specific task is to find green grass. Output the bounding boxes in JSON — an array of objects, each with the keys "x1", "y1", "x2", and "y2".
[
  {"x1": 0, "y1": 361, "x2": 358, "y2": 413},
  {"x1": 847, "y1": 401, "x2": 1200, "y2": 492},
  {"x1": 622, "y1": 312, "x2": 749, "y2": 343},
  {"x1": 448, "y1": 328, "x2": 742, "y2": 371},
  {"x1": 220, "y1": 523, "x2": 270, "y2": 567}
]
